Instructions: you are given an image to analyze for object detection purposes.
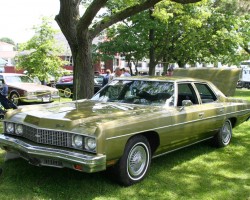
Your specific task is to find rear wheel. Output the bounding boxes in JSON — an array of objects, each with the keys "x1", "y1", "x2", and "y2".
[
  {"x1": 114, "y1": 135, "x2": 151, "y2": 186},
  {"x1": 213, "y1": 119, "x2": 232, "y2": 147},
  {"x1": 10, "y1": 92, "x2": 20, "y2": 106}
]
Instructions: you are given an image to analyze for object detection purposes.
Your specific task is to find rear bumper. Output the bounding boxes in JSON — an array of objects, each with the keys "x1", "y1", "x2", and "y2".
[{"x1": 0, "y1": 134, "x2": 106, "y2": 173}]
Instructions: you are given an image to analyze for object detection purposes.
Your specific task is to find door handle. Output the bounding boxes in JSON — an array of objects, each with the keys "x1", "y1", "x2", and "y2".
[
  {"x1": 219, "y1": 108, "x2": 224, "y2": 113},
  {"x1": 198, "y1": 112, "x2": 204, "y2": 118}
]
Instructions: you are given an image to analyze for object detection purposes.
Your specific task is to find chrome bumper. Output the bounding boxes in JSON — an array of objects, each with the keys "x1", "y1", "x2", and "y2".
[
  {"x1": 0, "y1": 134, "x2": 106, "y2": 173},
  {"x1": 20, "y1": 95, "x2": 60, "y2": 103}
]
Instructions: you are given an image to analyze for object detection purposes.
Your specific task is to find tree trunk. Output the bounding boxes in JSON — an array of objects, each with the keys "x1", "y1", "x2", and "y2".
[
  {"x1": 73, "y1": 34, "x2": 94, "y2": 99},
  {"x1": 148, "y1": 8, "x2": 156, "y2": 76}
]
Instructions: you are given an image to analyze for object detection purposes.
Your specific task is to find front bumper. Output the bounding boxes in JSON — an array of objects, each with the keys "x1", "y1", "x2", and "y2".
[
  {"x1": 0, "y1": 134, "x2": 106, "y2": 173},
  {"x1": 20, "y1": 95, "x2": 60, "y2": 103}
]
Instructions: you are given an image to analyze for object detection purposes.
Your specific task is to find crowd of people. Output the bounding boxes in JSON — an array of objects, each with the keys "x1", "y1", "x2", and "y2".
[{"x1": 102, "y1": 67, "x2": 131, "y2": 87}]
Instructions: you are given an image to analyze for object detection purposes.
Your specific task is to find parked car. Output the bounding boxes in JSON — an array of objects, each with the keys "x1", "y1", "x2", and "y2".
[
  {"x1": 94, "y1": 75, "x2": 104, "y2": 85},
  {"x1": 57, "y1": 75, "x2": 73, "y2": 83},
  {"x1": 0, "y1": 76, "x2": 250, "y2": 186},
  {"x1": 56, "y1": 78, "x2": 102, "y2": 98},
  {"x1": 0, "y1": 73, "x2": 60, "y2": 106}
]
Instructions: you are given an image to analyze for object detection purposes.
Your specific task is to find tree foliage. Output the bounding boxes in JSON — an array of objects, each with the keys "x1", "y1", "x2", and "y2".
[
  {"x1": 16, "y1": 17, "x2": 66, "y2": 83},
  {"x1": 0, "y1": 37, "x2": 15, "y2": 46},
  {"x1": 96, "y1": 0, "x2": 250, "y2": 73}
]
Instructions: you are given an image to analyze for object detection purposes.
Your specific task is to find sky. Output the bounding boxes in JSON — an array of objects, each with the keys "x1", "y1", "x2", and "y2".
[{"x1": 0, "y1": 0, "x2": 60, "y2": 44}]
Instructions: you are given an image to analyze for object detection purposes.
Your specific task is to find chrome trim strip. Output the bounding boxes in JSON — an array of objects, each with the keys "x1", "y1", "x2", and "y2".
[{"x1": 106, "y1": 108, "x2": 250, "y2": 140}]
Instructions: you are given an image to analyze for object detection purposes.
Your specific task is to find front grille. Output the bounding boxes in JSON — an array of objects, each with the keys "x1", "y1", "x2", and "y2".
[
  {"x1": 36, "y1": 91, "x2": 51, "y2": 97},
  {"x1": 21, "y1": 125, "x2": 72, "y2": 148}
]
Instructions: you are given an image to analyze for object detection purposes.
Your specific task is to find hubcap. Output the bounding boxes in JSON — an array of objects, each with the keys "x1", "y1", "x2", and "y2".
[
  {"x1": 64, "y1": 88, "x2": 71, "y2": 98},
  {"x1": 127, "y1": 144, "x2": 148, "y2": 178},
  {"x1": 222, "y1": 122, "x2": 231, "y2": 144}
]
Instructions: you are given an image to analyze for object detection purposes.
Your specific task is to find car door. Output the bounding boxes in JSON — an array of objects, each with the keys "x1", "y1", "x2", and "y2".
[
  {"x1": 193, "y1": 82, "x2": 225, "y2": 136},
  {"x1": 159, "y1": 82, "x2": 203, "y2": 152}
]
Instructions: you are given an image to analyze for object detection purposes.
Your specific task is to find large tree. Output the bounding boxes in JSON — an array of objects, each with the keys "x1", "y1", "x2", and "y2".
[{"x1": 55, "y1": 0, "x2": 201, "y2": 100}]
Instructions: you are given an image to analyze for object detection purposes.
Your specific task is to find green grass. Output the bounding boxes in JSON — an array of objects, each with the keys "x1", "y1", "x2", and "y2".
[
  {"x1": 234, "y1": 88, "x2": 250, "y2": 101},
  {"x1": 0, "y1": 90, "x2": 249, "y2": 200}
]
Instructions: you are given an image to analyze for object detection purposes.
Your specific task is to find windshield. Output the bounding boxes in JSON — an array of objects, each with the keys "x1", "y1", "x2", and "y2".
[
  {"x1": 91, "y1": 79, "x2": 174, "y2": 106},
  {"x1": 4, "y1": 75, "x2": 34, "y2": 84}
]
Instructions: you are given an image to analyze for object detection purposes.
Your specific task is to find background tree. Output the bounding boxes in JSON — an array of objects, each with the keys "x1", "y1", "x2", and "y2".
[
  {"x1": 0, "y1": 37, "x2": 15, "y2": 46},
  {"x1": 97, "y1": 0, "x2": 250, "y2": 74},
  {"x1": 153, "y1": 0, "x2": 250, "y2": 67},
  {"x1": 55, "y1": 0, "x2": 201, "y2": 100},
  {"x1": 16, "y1": 17, "x2": 66, "y2": 84},
  {"x1": 97, "y1": 18, "x2": 149, "y2": 75}
]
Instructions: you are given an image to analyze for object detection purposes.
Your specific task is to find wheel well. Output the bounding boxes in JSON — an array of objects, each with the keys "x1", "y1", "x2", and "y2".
[
  {"x1": 140, "y1": 131, "x2": 160, "y2": 154},
  {"x1": 10, "y1": 91, "x2": 19, "y2": 97},
  {"x1": 228, "y1": 117, "x2": 237, "y2": 128}
]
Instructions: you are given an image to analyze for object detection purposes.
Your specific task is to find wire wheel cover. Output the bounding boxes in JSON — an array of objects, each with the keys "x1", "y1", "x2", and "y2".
[
  {"x1": 127, "y1": 143, "x2": 149, "y2": 180},
  {"x1": 221, "y1": 121, "x2": 232, "y2": 144}
]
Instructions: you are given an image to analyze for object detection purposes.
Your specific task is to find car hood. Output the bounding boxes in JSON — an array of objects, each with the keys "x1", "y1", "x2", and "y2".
[
  {"x1": 8, "y1": 83, "x2": 58, "y2": 92},
  {"x1": 6, "y1": 100, "x2": 168, "y2": 135}
]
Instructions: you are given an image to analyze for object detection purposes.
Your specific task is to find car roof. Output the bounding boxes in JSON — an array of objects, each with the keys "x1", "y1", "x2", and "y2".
[{"x1": 114, "y1": 76, "x2": 207, "y2": 83}]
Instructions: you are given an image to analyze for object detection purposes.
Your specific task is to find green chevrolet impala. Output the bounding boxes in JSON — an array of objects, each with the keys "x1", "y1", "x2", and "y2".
[{"x1": 0, "y1": 76, "x2": 250, "y2": 186}]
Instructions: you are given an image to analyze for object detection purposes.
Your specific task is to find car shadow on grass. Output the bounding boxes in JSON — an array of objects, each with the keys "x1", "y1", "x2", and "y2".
[{"x1": 0, "y1": 136, "x2": 249, "y2": 200}]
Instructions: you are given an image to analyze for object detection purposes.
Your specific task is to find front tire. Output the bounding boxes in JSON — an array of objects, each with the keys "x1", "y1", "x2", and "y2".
[
  {"x1": 213, "y1": 119, "x2": 232, "y2": 147},
  {"x1": 10, "y1": 92, "x2": 20, "y2": 106},
  {"x1": 114, "y1": 135, "x2": 151, "y2": 186}
]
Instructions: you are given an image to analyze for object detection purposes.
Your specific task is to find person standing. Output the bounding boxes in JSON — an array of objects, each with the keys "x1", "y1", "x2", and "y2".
[
  {"x1": 102, "y1": 69, "x2": 111, "y2": 87},
  {"x1": 122, "y1": 68, "x2": 131, "y2": 77},
  {"x1": 0, "y1": 80, "x2": 8, "y2": 97},
  {"x1": 109, "y1": 67, "x2": 123, "y2": 82}
]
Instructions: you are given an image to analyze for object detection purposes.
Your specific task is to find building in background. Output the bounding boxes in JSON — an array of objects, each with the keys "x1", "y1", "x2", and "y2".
[{"x1": 0, "y1": 41, "x2": 17, "y2": 72}]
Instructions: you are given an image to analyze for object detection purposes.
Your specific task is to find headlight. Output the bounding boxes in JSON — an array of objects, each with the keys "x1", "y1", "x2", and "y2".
[
  {"x1": 15, "y1": 124, "x2": 23, "y2": 135},
  {"x1": 52, "y1": 91, "x2": 59, "y2": 96},
  {"x1": 6, "y1": 122, "x2": 14, "y2": 133},
  {"x1": 72, "y1": 135, "x2": 83, "y2": 148},
  {"x1": 85, "y1": 137, "x2": 96, "y2": 151},
  {"x1": 25, "y1": 91, "x2": 36, "y2": 96}
]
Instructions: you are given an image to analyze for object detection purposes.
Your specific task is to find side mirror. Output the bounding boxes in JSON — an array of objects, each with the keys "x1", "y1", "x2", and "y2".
[{"x1": 182, "y1": 100, "x2": 193, "y2": 106}]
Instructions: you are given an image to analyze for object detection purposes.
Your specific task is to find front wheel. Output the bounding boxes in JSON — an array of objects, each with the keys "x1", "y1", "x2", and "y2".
[
  {"x1": 213, "y1": 119, "x2": 232, "y2": 147},
  {"x1": 114, "y1": 135, "x2": 151, "y2": 186},
  {"x1": 10, "y1": 92, "x2": 20, "y2": 106}
]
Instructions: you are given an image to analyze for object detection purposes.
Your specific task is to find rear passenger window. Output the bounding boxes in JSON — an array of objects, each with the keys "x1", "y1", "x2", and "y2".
[
  {"x1": 177, "y1": 83, "x2": 198, "y2": 106},
  {"x1": 195, "y1": 83, "x2": 217, "y2": 103}
]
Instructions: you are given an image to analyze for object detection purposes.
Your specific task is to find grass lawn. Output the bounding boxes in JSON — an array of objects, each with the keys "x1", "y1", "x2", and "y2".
[{"x1": 0, "y1": 89, "x2": 249, "y2": 200}]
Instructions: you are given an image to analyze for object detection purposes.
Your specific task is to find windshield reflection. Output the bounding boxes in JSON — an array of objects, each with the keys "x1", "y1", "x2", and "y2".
[
  {"x1": 5, "y1": 75, "x2": 34, "y2": 84},
  {"x1": 91, "y1": 80, "x2": 174, "y2": 106}
]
